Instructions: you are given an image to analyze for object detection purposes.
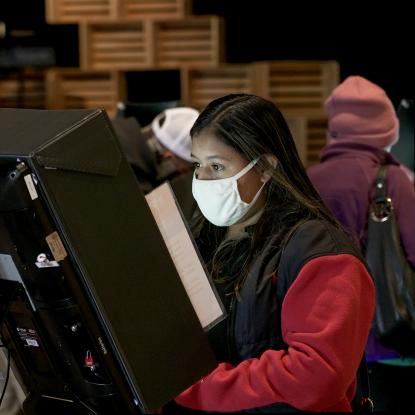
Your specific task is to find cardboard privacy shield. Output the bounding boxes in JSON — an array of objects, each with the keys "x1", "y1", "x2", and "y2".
[{"x1": 0, "y1": 108, "x2": 216, "y2": 414}]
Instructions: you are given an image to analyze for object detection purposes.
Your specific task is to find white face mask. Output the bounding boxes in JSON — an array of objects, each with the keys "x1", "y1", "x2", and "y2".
[{"x1": 192, "y1": 159, "x2": 265, "y2": 227}]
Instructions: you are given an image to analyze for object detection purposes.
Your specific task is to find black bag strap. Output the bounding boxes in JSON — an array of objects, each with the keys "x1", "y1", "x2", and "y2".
[
  {"x1": 370, "y1": 166, "x2": 394, "y2": 224},
  {"x1": 351, "y1": 166, "x2": 388, "y2": 413},
  {"x1": 373, "y1": 165, "x2": 388, "y2": 201},
  {"x1": 354, "y1": 355, "x2": 374, "y2": 413}
]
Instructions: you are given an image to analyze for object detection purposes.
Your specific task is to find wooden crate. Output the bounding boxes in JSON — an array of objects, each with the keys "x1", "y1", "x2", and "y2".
[
  {"x1": 46, "y1": 0, "x2": 190, "y2": 23},
  {"x1": 305, "y1": 114, "x2": 328, "y2": 167},
  {"x1": 285, "y1": 115, "x2": 308, "y2": 166},
  {"x1": 46, "y1": 69, "x2": 125, "y2": 117},
  {"x1": 119, "y1": 0, "x2": 191, "y2": 20},
  {"x1": 0, "y1": 70, "x2": 46, "y2": 109},
  {"x1": 80, "y1": 22, "x2": 153, "y2": 70},
  {"x1": 181, "y1": 65, "x2": 254, "y2": 109},
  {"x1": 46, "y1": 0, "x2": 117, "y2": 23},
  {"x1": 154, "y1": 16, "x2": 224, "y2": 68},
  {"x1": 253, "y1": 61, "x2": 339, "y2": 115},
  {"x1": 285, "y1": 113, "x2": 328, "y2": 168}
]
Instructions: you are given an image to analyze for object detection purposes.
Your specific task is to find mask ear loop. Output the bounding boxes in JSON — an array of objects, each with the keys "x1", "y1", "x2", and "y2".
[
  {"x1": 244, "y1": 155, "x2": 277, "y2": 206},
  {"x1": 232, "y1": 157, "x2": 260, "y2": 181},
  {"x1": 234, "y1": 157, "x2": 266, "y2": 207},
  {"x1": 244, "y1": 178, "x2": 267, "y2": 208}
]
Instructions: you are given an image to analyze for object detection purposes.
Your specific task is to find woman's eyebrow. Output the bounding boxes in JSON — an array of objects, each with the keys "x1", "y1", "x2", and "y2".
[
  {"x1": 190, "y1": 155, "x2": 230, "y2": 161},
  {"x1": 206, "y1": 155, "x2": 230, "y2": 161},
  {"x1": 191, "y1": 154, "x2": 232, "y2": 161}
]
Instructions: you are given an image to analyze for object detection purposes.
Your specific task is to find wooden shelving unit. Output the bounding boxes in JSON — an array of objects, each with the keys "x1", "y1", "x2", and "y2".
[{"x1": 0, "y1": 1, "x2": 342, "y2": 166}]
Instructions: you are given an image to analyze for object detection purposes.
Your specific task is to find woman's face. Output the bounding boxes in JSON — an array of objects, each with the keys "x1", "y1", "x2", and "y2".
[{"x1": 191, "y1": 130, "x2": 266, "y2": 209}]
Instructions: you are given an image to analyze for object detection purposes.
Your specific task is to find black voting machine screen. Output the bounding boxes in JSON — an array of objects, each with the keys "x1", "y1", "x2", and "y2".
[{"x1": 0, "y1": 108, "x2": 216, "y2": 415}]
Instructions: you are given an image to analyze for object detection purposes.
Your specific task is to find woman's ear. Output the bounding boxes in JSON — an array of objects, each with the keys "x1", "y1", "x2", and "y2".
[{"x1": 260, "y1": 154, "x2": 278, "y2": 183}]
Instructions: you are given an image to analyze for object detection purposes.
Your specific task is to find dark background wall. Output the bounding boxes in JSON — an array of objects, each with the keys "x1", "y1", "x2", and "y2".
[
  {"x1": 192, "y1": 0, "x2": 413, "y2": 107},
  {"x1": 1, "y1": 0, "x2": 413, "y2": 106},
  {"x1": 0, "y1": 1, "x2": 79, "y2": 68}
]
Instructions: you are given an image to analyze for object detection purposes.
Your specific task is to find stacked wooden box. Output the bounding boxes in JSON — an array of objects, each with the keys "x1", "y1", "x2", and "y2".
[
  {"x1": 0, "y1": 69, "x2": 46, "y2": 109},
  {"x1": 45, "y1": 69, "x2": 124, "y2": 113}
]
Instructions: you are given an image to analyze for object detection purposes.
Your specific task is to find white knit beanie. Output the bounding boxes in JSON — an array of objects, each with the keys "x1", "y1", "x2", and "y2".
[{"x1": 151, "y1": 107, "x2": 200, "y2": 162}]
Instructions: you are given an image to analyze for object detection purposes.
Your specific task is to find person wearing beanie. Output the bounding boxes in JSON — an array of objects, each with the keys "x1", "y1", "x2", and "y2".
[
  {"x1": 325, "y1": 76, "x2": 399, "y2": 148},
  {"x1": 308, "y1": 76, "x2": 415, "y2": 413},
  {"x1": 149, "y1": 107, "x2": 199, "y2": 178},
  {"x1": 111, "y1": 105, "x2": 199, "y2": 221},
  {"x1": 146, "y1": 107, "x2": 200, "y2": 221}
]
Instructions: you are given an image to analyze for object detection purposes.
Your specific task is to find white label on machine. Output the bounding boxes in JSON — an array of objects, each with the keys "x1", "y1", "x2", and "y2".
[{"x1": 24, "y1": 174, "x2": 38, "y2": 200}]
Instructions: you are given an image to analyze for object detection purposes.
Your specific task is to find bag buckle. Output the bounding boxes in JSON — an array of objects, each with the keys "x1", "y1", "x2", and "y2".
[
  {"x1": 370, "y1": 198, "x2": 393, "y2": 223},
  {"x1": 359, "y1": 397, "x2": 374, "y2": 413}
]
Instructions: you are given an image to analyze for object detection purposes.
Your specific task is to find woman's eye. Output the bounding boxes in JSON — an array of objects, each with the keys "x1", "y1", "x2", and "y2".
[
  {"x1": 193, "y1": 162, "x2": 200, "y2": 169},
  {"x1": 212, "y1": 164, "x2": 224, "y2": 172}
]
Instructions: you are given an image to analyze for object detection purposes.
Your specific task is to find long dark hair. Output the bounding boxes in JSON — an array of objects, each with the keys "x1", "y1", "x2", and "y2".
[{"x1": 191, "y1": 94, "x2": 338, "y2": 291}]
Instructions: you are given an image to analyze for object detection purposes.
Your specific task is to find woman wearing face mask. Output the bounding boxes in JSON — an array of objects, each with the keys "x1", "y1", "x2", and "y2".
[{"x1": 167, "y1": 94, "x2": 375, "y2": 413}]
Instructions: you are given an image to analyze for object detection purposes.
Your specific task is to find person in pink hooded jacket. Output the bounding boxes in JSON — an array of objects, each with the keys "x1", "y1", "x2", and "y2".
[{"x1": 308, "y1": 76, "x2": 415, "y2": 413}]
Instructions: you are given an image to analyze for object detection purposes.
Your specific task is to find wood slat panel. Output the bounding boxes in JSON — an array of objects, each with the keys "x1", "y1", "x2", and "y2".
[
  {"x1": 283, "y1": 112, "x2": 328, "y2": 168},
  {"x1": 155, "y1": 16, "x2": 223, "y2": 68},
  {"x1": 80, "y1": 22, "x2": 152, "y2": 69},
  {"x1": 285, "y1": 116, "x2": 308, "y2": 165},
  {"x1": 120, "y1": 0, "x2": 190, "y2": 20},
  {"x1": 0, "y1": 70, "x2": 46, "y2": 109},
  {"x1": 46, "y1": 0, "x2": 116, "y2": 23},
  {"x1": 46, "y1": 69, "x2": 124, "y2": 117},
  {"x1": 46, "y1": 0, "x2": 190, "y2": 22},
  {"x1": 254, "y1": 61, "x2": 339, "y2": 113},
  {"x1": 305, "y1": 116, "x2": 328, "y2": 167},
  {"x1": 181, "y1": 65, "x2": 254, "y2": 109}
]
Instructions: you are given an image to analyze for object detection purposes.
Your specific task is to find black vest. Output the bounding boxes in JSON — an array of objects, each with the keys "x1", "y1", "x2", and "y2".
[{"x1": 231, "y1": 220, "x2": 364, "y2": 412}]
